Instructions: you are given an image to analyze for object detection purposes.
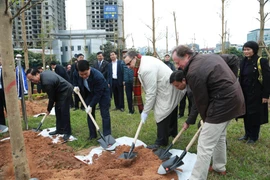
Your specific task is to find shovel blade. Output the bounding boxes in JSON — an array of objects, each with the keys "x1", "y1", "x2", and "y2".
[
  {"x1": 119, "y1": 151, "x2": 138, "y2": 159},
  {"x1": 154, "y1": 148, "x2": 172, "y2": 160},
  {"x1": 97, "y1": 134, "x2": 116, "y2": 150},
  {"x1": 0, "y1": 124, "x2": 8, "y2": 134},
  {"x1": 157, "y1": 155, "x2": 184, "y2": 174}
]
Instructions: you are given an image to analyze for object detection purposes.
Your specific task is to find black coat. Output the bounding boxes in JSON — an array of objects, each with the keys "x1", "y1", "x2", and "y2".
[
  {"x1": 92, "y1": 60, "x2": 109, "y2": 80},
  {"x1": 40, "y1": 70, "x2": 73, "y2": 112},
  {"x1": 239, "y1": 54, "x2": 270, "y2": 124}
]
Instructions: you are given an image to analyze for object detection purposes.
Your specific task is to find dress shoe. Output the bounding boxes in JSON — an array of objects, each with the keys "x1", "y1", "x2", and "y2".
[
  {"x1": 178, "y1": 114, "x2": 183, "y2": 119},
  {"x1": 63, "y1": 134, "x2": 71, "y2": 141},
  {"x1": 88, "y1": 137, "x2": 97, "y2": 141},
  {"x1": 73, "y1": 108, "x2": 79, "y2": 111},
  {"x1": 238, "y1": 135, "x2": 248, "y2": 141},
  {"x1": 49, "y1": 130, "x2": 59, "y2": 135},
  {"x1": 209, "y1": 166, "x2": 226, "y2": 175},
  {"x1": 246, "y1": 140, "x2": 256, "y2": 144},
  {"x1": 146, "y1": 144, "x2": 160, "y2": 150},
  {"x1": 120, "y1": 108, "x2": 124, "y2": 112}
]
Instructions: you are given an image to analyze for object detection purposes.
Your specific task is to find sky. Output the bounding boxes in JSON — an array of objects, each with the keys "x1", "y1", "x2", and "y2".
[{"x1": 65, "y1": 0, "x2": 270, "y2": 50}]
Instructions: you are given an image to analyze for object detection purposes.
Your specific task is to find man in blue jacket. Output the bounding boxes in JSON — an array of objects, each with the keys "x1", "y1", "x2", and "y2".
[{"x1": 74, "y1": 60, "x2": 112, "y2": 140}]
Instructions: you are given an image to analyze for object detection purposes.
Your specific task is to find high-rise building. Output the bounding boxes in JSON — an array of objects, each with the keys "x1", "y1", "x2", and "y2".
[
  {"x1": 86, "y1": 0, "x2": 123, "y2": 46},
  {"x1": 247, "y1": 28, "x2": 270, "y2": 45},
  {"x1": 11, "y1": 0, "x2": 66, "y2": 48}
]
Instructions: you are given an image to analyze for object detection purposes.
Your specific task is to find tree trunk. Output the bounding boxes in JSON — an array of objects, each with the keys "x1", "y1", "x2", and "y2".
[
  {"x1": 152, "y1": 0, "x2": 157, "y2": 57},
  {"x1": 0, "y1": 1, "x2": 30, "y2": 179},
  {"x1": 258, "y1": 0, "x2": 265, "y2": 56},
  {"x1": 166, "y1": 26, "x2": 168, "y2": 53},
  {"x1": 21, "y1": 0, "x2": 32, "y2": 101},
  {"x1": 221, "y1": 0, "x2": 225, "y2": 54},
  {"x1": 173, "y1": 11, "x2": 179, "y2": 46}
]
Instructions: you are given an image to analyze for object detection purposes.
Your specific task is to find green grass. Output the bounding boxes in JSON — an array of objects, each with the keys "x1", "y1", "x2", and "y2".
[{"x1": 1, "y1": 97, "x2": 270, "y2": 180}]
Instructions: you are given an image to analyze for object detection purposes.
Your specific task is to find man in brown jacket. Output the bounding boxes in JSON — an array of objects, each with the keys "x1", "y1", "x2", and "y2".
[{"x1": 171, "y1": 45, "x2": 245, "y2": 180}]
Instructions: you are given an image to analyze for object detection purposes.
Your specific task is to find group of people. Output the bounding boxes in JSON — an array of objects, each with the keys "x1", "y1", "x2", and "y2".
[{"x1": 23, "y1": 40, "x2": 269, "y2": 180}]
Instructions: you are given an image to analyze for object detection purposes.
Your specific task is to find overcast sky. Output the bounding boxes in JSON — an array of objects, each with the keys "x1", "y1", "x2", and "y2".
[{"x1": 66, "y1": 0, "x2": 270, "y2": 50}]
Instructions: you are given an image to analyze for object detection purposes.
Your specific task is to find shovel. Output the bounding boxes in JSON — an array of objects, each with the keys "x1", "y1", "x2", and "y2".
[
  {"x1": 32, "y1": 114, "x2": 48, "y2": 132},
  {"x1": 154, "y1": 128, "x2": 185, "y2": 160},
  {"x1": 74, "y1": 89, "x2": 116, "y2": 151},
  {"x1": 157, "y1": 120, "x2": 203, "y2": 175},
  {"x1": 119, "y1": 121, "x2": 143, "y2": 159},
  {"x1": 0, "y1": 124, "x2": 8, "y2": 134}
]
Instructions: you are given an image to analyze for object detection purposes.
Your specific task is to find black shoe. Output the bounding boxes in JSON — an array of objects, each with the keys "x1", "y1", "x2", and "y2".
[
  {"x1": 73, "y1": 108, "x2": 79, "y2": 111},
  {"x1": 238, "y1": 136, "x2": 248, "y2": 141},
  {"x1": 88, "y1": 136, "x2": 97, "y2": 141},
  {"x1": 49, "y1": 130, "x2": 59, "y2": 135},
  {"x1": 146, "y1": 144, "x2": 160, "y2": 150},
  {"x1": 246, "y1": 140, "x2": 256, "y2": 144},
  {"x1": 111, "y1": 108, "x2": 118, "y2": 111},
  {"x1": 178, "y1": 115, "x2": 183, "y2": 119},
  {"x1": 120, "y1": 108, "x2": 124, "y2": 112},
  {"x1": 63, "y1": 134, "x2": 71, "y2": 141}
]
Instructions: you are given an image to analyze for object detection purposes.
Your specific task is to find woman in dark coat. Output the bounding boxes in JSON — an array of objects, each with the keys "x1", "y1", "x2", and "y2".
[{"x1": 239, "y1": 41, "x2": 270, "y2": 144}]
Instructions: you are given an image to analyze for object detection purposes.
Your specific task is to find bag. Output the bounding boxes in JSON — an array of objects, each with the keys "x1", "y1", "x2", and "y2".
[{"x1": 257, "y1": 57, "x2": 262, "y2": 84}]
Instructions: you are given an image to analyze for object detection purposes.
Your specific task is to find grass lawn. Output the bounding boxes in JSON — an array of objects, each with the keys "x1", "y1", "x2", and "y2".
[{"x1": 3, "y1": 97, "x2": 270, "y2": 180}]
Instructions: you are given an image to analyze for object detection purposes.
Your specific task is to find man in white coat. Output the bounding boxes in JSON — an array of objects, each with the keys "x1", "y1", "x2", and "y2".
[{"x1": 124, "y1": 50, "x2": 186, "y2": 149}]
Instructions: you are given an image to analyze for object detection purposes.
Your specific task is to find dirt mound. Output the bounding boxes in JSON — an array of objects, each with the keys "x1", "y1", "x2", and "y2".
[
  {"x1": 19, "y1": 99, "x2": 48, "y2": 116},
  {"x1": 0, "y1": 131, "x2": 178, "y2": 180}
]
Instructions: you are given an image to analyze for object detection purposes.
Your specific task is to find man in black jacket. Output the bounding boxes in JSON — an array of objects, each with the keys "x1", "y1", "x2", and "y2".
[
  {"x1": 50, "y1": 61, "x2": 70, "y2": 82},
  {"x1": 26, "y1": 68, "x2": 73, "y2": 141},
  {"x1": 92, "y1": 52, "x2": 109, "y2": 79}
]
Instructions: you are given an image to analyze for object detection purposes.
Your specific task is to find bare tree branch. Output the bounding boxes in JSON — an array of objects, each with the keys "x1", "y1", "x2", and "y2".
[
  {"x1": 5, "y1": 0, "x2": 8, "y2": 14},
  {"x1": 264, "y1": 0, "x2": 269, "y2": 5},
  {"x1": 11, "y1": 0, "x2": 33, "y2": 21},
  {"x1": 19, "y1": 0, "x2": 44, "y2": 17}
]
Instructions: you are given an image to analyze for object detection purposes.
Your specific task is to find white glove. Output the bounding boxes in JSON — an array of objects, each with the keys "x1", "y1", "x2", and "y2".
[
  {"x1": 141, "y1": 112, "x2": 148, "y2": 124},
  {"x1": 73, "y1": 86, "x2": 80, "y2": 94},
  {"x1": 85, "y1": 105, "x2": 92, "y2": 114}
]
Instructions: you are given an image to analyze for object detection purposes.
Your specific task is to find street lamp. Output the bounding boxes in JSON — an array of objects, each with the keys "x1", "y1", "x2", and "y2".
[{"x1": 15, "y1": 54, "x2": 28, "y2": 130}]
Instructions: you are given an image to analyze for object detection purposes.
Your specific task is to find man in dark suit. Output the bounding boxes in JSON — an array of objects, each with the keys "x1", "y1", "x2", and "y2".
[
  {"x1": 107, "y1": 51, "x2": 125, "y2": 112},
  {"x1": 75, "y1": 60, "x2": 112, "y2": 140},
  {"x1": 50, "y1": 61, "x2": 70, "y2": 82},
  {"x1": 92, "y1": 52, "x2": 109, "y2": 79},
  {"x1": 70, "y1": 54, "x2": 85, "y2": 111},
  {"x1": 0, "y1": 58, "x2": 6, "y2": 125}
]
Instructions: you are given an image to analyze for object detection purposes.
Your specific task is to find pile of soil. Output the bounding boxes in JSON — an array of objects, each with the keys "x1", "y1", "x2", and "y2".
[
  {"x1": 0, "y1": 131, "x2": 178, "y2": 180},
  {"x1": 19, "y1": 99, "x2": 48, "y2": 116}
]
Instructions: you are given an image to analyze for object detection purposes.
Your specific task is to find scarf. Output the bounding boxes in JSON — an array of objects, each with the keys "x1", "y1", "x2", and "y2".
[{"x1": 132, "y1": 54, "x2": 144, "y2": 112}]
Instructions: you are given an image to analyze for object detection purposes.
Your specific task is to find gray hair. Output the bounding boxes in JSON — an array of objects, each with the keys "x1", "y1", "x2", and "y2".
[
  {"x1": 125, "y1": 50, "x2": 138, "y2": 59},
  {"x1": 172, "y1": 45, "x2": 193, "y2": 59}
]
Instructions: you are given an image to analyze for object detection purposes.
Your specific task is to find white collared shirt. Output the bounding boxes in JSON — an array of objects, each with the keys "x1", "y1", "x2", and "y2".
[{"x1": 112, "y1": 60, "x2": 118, "y2": 79}]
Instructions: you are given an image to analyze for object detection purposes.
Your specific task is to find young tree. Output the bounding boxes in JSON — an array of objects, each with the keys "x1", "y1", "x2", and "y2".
[
  {"x1": 0, "y1": 0, "x2": 45, "y2": 179},
  {"x1": 257, "y1": 0, "x2": 269, "y2": 57}
]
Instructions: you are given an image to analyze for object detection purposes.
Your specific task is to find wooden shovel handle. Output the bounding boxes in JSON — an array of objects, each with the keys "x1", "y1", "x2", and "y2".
[
  {"x1": 133, "y1": 121, "x2": 143, "y2": 145},
  {"x1": 75, "y1": 90, "x2": 100, "y2": 131},
  {"x1": 172, "y1": 128, "x2": 185, "y2": 144},
  {"x1": 40, "y1": 114, "x2": 47, "y2": 123},
  {"x1": 186, "y1": 120, "x2": 203, "y2": 151}
]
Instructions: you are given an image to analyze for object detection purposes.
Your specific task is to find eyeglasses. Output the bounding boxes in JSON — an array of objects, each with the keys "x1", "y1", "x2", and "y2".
[{"x1": 125, "y1": 58, "x2": 134, "y2": 66}]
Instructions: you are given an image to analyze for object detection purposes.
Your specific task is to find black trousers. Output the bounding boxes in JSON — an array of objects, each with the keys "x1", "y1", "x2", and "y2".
[
  {"x1": 55, "y1": 96, "x2": 72, "y2": 134},
  {"x1": 244, "y1": 112, "x2": 261, "y2": 141},
  {"x1": 74, "y1": 92, "x2": 83, "y2": 109},
  {"x1": 155, "y1": 106, "x2": 178, "y2": 146},
  {"x1": 112, "y1": 79, "x2": 124, "y2": 109},
  {"x1": 179, "y1": 93, "x2": 192, "y2": 116},
  {"x1": 0, "y1": 89, "x2": 6, "y2": 125},
  {"x1": 125, "y1": 82, "x2": 134, "y2": 113},
  {"x1": 87, "y1": 95, "x2": 111, "y2": 138}
]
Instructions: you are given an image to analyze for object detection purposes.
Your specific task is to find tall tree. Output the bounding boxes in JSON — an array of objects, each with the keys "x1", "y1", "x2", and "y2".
[
  {"x1": 257, "y1": 0, "x2": 269, "y2": 56},
  {"x1": 0, "y1": 0, "x2": 46, "y2": 179},
  {"x1": 221, "y1": 0, "x2": 226, "y2": 54},
  {"x1": 173, "y1": 11, "x2": 179, "y2": 47}
]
